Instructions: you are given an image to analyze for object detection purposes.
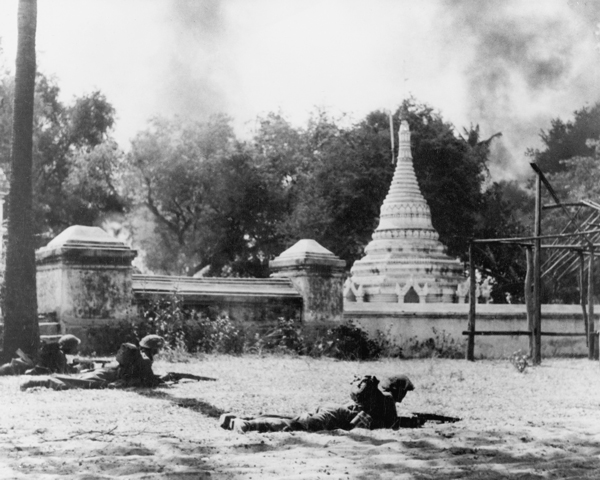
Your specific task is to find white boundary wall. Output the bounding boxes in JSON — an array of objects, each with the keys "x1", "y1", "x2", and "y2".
[{"x1": 344, "y1": 302, "x2": 594, "y2": 358}]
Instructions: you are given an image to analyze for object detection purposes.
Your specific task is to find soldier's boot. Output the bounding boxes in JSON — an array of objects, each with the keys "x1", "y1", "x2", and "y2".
[
  {"x1": 0, "y1": 363, "x2": 15, "y2": 376},
  {"x1": 219, "y1": 413, "x2": 237, "y2": 430},
  {"x1": 20, "y1": 377, "x2": 69, "y2": 391}
]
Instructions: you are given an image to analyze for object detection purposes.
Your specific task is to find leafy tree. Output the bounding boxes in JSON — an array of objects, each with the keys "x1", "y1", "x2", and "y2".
[
  {"x1": 3, "y1": 0, "x2": 39, "y2": 361},
  {"x1": 275, "y1": 110, "x2": 394, "y2": 264},
  {"x1": 473, "y1": 180, "x2": 532, "y2": 302},
  {"x1": 252, "y1": 101, "x2": 511, "y2": 276},
  {"x1": 68, "y1": 90, "x2": 115, "y2": 148},
  {"x1": 529, "y1": 102, "x2": 600, "y2": 174},
  {"x1": 33, "y1": 87, "x2": 123, "y2": 239},
  {"x1": 0, "y1": 74, "x2": 124, "y2": 243},
  {"x1": 540, "y1": 146, "x2": 600, "y2": 303},
  {"x1": 62, "y1": 140, "x2": 126, "y2": 226},
  {"x1": 125, "y1": 115, "x2": 281, "y2": 276}
]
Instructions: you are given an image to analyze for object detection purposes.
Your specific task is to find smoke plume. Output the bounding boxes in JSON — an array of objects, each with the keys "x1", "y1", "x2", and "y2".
[
  {"x1": 439, "y1": 0, "x2": 600, "y2": 180},
  {"x1": 158, "y1": 0, "x2": 230, "y2": 121}
]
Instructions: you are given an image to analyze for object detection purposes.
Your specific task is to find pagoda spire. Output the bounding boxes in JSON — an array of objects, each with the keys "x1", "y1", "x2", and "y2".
[
  {"x1": 349, "y1": 120, "x2": 464, "y2": 303},
  {"x1": 374, "y1": 119, "x2": 436, "y2": 236}
]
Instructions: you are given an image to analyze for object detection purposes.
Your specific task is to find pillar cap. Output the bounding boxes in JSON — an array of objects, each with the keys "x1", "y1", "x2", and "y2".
[
  {"x1": 46, "y1": 225, "x2": 129, "y2": 249},
  {"x1": 36, "y1": 225, "x2": 136, "y2": 264},
  {"x1": 270, "y1": 239, "x2": 346, "y2": 270}
]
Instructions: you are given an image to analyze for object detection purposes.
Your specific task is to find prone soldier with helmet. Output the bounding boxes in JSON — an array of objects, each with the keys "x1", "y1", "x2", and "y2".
[
  {"x1": 21, "y1": 342, "x2": 156, "y2": 390},
  {"x1": 0, "y1": 334, "x2": 82, "y2": 376},
  {"x1": 219, "y1": 374, "x2": 417, "y2": 433},
  {"x1": 18, "y1": 334, "x2": 212, "y2": 390}
]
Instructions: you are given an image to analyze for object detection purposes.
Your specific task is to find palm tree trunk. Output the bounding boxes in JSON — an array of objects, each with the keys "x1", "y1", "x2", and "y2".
[{"x1": 2, "y1": 0, "x2": 39, "y2": 362}]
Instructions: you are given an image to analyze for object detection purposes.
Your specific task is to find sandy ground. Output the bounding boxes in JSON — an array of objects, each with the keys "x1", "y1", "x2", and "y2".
[{"x1": 1, "y1": 355, "x2": 599, "y2": 479}]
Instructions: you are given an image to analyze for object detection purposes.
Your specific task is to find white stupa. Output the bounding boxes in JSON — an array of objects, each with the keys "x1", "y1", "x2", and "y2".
[{"x1": 348, "y1": 120, "x2": 465, "y2": 303}]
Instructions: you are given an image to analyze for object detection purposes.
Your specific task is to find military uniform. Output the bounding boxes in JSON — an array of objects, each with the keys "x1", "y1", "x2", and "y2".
[
  {"x1": 220, "y1": 375, "x2": 396, "y2": 434},
  {"x1": 137, "y1": 335, "x2": 167, "y2": 387},
  {"x1": 220, "y1": 402, "x2": 365, "y2": 433},
  {"x1": 20, "y1": 343, "x2": 148, "y2": 390},
  {"x1": 0, "y1": 335, "x2": 82, "y2": 376}
]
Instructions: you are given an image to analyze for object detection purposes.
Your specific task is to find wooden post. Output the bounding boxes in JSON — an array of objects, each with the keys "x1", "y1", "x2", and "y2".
[
  {"x1": 579, "y1": 252, "x2": 589, "y2": 346},
  {"x1": 466, "y1": 242, "x2": 476, "y2": 361},
  {"x1": 525, "y1": 246, "x2": 534, "y2": 356},
  {"x1": 532, "y1": 170, "x2": 542, "y2": 365},
  {"x1": 588, "y1": 247, "x2": 595, "y2": 360}
]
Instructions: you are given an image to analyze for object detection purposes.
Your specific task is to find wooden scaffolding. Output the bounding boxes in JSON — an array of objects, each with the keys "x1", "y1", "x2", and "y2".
[{"x1": 465, "y1": 163, "x2": 599, "y2": 364}]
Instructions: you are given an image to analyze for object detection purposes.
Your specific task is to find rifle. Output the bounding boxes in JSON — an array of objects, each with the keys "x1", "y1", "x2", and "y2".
[
  {"x1": 165, "y1": 372, "x2": 218, "y2": 383},
  {"x1": 72, "y1": 357, "x2": 115, "y2": 370},
  {"x1": 395, "y1": 412, "x2": 461, "y2": 429}
]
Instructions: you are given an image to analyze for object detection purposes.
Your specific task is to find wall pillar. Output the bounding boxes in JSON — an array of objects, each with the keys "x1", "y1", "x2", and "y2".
[
  {"x1": 270, "y1": 239, "x2": 346, "y2": 323},
  {"x1": 36, "y1": 225, "x2": 137, "y2": 347}
]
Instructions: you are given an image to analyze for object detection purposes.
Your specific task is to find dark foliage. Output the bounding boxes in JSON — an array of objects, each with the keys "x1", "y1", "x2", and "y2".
[{"x1": 529, "y1": 102, "x2": 600, "y2": 174}]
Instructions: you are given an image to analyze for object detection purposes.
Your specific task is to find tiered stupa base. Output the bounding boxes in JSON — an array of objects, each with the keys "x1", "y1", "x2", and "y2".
[{"x1": 350, "y1": 234, "x2": 465, "y2": 303}]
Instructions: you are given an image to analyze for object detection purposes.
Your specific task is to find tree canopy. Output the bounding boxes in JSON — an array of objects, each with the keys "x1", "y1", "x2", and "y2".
[
  {"x1": 124, "y1": 115, "x2": 283, "y2": 276},
  {"x1": 0, "y1": 73, "x2": 125, "y2": 245},
  {"x1": 529, "y1": 102, "x2": 600, "y2": 174}
]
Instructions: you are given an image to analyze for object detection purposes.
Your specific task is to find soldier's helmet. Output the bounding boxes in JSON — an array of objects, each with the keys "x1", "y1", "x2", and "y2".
[
  {"x1": 58, "y1": 334, "x2": 81, "y2": 355},
  {"x1": 115, "y1": 343, "x2": 142, "y2": 367},
  {"x1": 139, "y1": 335, "x2": 165, "y2": 352},
  {"x1": 379, "y1": 374, "x2": 415, "y2": 403}
]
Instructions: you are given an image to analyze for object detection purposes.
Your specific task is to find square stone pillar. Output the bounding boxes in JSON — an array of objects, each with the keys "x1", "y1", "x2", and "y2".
[
  {"x1": 36, "y1": 226, "x2": 137, "y2": 346},
  {"x1": 270, "y1": 239, "x2": 346, "y2": 323}
]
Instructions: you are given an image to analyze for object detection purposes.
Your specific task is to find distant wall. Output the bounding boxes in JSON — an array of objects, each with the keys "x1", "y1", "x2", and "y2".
[
  {"x1": 34, "y1": 228, "x2": 338, "y2": 349},
  {"x1": 345, "y1": 302, "x2": 593, "y2": 358},
  {"x1": 132, "y1": 274, "x2": 303, "y2": 327}
]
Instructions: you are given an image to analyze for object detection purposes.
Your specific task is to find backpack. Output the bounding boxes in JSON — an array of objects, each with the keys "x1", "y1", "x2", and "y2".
[
  {"x1": 36, "y1": 342, "x2": 67, "y2": 374},
  {"x1": 115, "y1": 343, "x2": 145, "y2": 380},
  {"x1": 349, "y1": 375, "x2": 383, "y2": 411}
]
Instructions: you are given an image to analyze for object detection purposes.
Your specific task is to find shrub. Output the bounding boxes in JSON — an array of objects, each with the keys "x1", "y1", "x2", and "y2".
[
  {"x1": 84, "y1": 321, "x2": 137, "y2": 355},
  {"x1": 510, "y1": 350, "x2": 529, "y2": 373},
  {"x1": 134, "y1": 294, "x2": 247, "y2": 355},
  {"x1": 326, "y1": 321, "x2": 383, "y2": 360},
  {"x1": 401, "y1": 328, "x2": 464, "y2": 359},
  {"x1": 84, "y1": 294, "x2": 248, "y2": 356},
  {"x1": 260, "y1": 317, "x2": 305, "y2": 354},
  {"x1": 84, "y1": 294, "x2": 462, "y2": 361}
]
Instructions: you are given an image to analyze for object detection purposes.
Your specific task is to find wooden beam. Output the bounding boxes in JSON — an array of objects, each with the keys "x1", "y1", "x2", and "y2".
[
  {"x1": 588, "y1": 246, "x2": 595, "y2": 360},
  {"x1": 525, "y1": 247, "x2": 534, "y2": 356},
  {"x1": 472, "y1": 229, "x2": 600, "y2": 245},
  {"x1": 466, "y1": 242, "x2": 476, "y2": 361},
  {"x1": 579, "y1": 252, "x2": 588, "y2": 347},
  {"x1": 461, "y1": 331, "x2": 588, "y2": 337},
  {"x1": 543, "y1": 202, "x2": 586, "y2": 210},
  {"x1": 533, "y1": 169, "x2": 542, "y2": 365}
]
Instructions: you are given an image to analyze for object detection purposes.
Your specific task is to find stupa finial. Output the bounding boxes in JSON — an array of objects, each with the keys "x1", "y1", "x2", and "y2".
[{"x1": 397, "y1": 119, "x2": 412, "y2": 163}]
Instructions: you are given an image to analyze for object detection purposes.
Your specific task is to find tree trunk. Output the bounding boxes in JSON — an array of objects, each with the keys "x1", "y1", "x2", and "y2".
[{"x1": 2, "y1": 0, "x2": 39, "y2": 362}]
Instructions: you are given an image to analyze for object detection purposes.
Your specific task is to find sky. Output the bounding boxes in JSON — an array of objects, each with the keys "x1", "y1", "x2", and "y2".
[{"x1": 0, "y1": 0, "x2": 599, "y2": 181}]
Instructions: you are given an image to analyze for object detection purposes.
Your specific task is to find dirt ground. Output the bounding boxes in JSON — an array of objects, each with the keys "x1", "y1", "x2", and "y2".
[{"x1": 1, "y1": 354, "x2": 599, "y2": 479}]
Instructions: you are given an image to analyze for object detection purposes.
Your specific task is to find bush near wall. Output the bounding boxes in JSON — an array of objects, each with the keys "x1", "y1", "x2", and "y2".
[{"x1": 84, "y1": 294, "x2": 463, "y2": 360}]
